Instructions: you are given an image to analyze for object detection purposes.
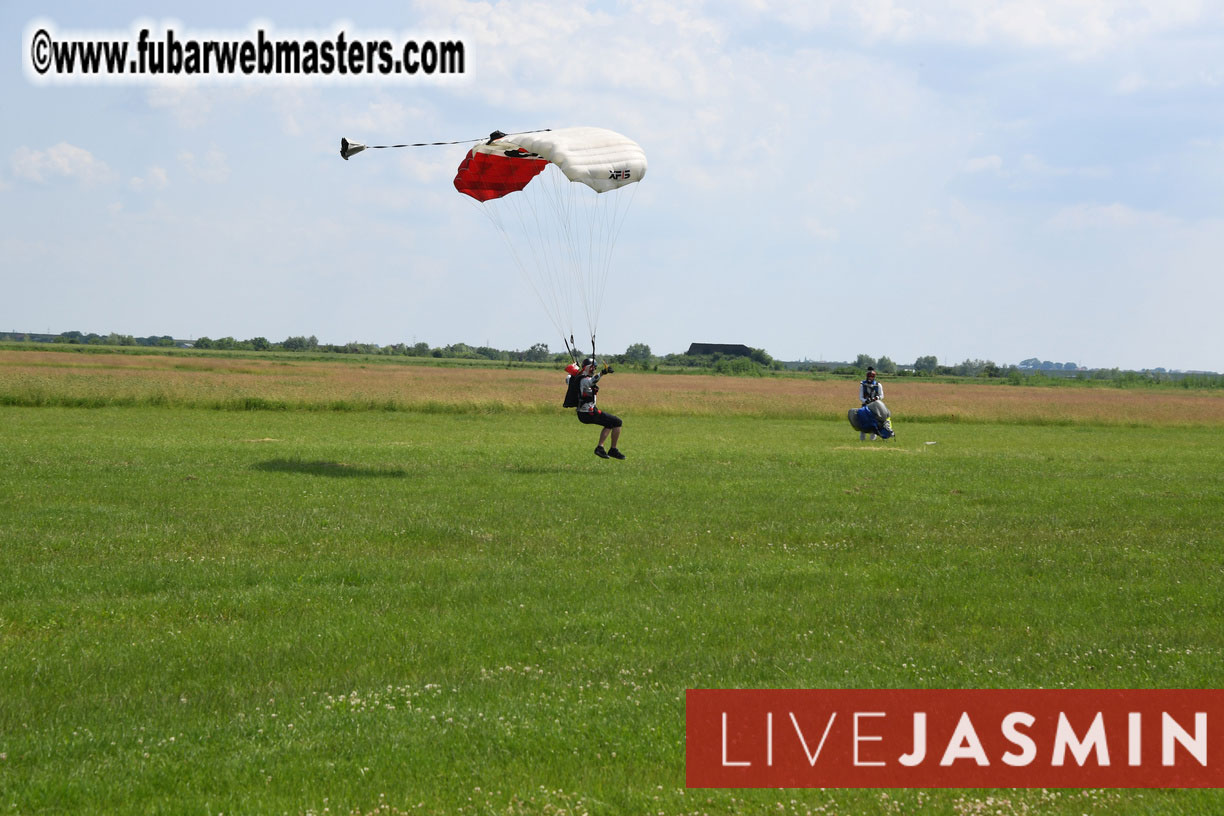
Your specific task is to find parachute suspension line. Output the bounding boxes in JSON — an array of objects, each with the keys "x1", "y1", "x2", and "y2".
[
  {"x1": 517, "y1": 174, "x2": 640, "y2": 363},
  {"x1": 466, "y1": 196, "x2": 570, "y2": 349},
  {"x1": 536, "y1": 169, "x2": 575, "y2": 317},
  {"x1": 582, "y1": 185, "x2": 609, "y2": 348},
  {"x1": 573, "y1": 180, "x2": 600, "y2": 347},
  {"x1": 552, "y1": 171, "x2": 589, "y2": 343},
  {"x1": 594, "y1": 181, "x2": 639, "y2": 336},
  {"x1": 519, "y1": 167, "x2": 585, "y2": 349},
  {"x1": 578, "y1": 179, "x2": 638, "y2": 354},
  {"x1": 582, "y1": 185, "x2": 602, "y2": 353},
  {"x1": 465, "y1": 163, "x2": 599, "y2": 358},
  {"x1": 547, "y1": 174, "x2": 603, "y2": 354},
  {"x1": 515, "y1": 167, "x2": 577, "y2": 345}
]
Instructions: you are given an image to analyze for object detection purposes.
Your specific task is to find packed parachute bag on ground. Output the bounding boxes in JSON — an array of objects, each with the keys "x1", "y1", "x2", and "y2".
[{"x1": 849, "y1": 400, "x2": 895, "y2": 439}]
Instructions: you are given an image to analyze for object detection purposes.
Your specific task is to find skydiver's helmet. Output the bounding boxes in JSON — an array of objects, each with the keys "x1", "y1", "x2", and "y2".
[{"x1": 581, "y1": 357, "x2": 597, "y2": 374}]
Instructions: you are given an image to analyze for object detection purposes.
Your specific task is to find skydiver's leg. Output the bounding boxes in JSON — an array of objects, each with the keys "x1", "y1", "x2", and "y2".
[
  {"x1": 599, "y1": 427, "x2": 611, "y2": 446},
  {"x1": 609, "y1": 426, "x2": 620, "y2": 448}
]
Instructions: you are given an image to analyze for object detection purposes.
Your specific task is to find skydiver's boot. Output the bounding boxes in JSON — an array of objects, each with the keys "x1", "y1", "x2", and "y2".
[
  {"x1": 594, "y1": 445, "x2": 610, "y2": 459},
  {"x1": 608, "y1": 447, "x2": 626, "y2": 460}
]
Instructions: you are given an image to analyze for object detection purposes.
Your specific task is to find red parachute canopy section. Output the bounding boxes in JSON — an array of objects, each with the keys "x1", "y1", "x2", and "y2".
[{"x1": 454, "y1": 149, "x2": 548, "y2": 202}]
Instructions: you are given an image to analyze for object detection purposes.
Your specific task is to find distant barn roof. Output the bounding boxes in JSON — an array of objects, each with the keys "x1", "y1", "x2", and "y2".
[{"x1": 686, "y1": 343, "x2": 753, "y2": 357}]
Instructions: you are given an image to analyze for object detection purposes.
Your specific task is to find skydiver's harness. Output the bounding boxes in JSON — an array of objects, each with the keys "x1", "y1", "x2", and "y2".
[
  {"x1": 561, "y1": 332, "x2": 605, "y2": 412},
  {"x1": 578, "y1": 374, "x2": 601, "y2": 413},
  {"x1": 564, "y1": 372, "x2": 601, "y2": 412}
]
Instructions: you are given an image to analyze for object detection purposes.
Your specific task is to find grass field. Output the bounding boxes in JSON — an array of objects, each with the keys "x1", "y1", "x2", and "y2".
[{"x1": 1, "y1": 348, "x2": 1222, "y2": 814}]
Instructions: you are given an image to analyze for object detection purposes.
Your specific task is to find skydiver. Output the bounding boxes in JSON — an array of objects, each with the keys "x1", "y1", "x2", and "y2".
[
  {"x1": 571, "y1": 357, "x2": 625, "y2": 459},
  {"x1": 860, "y1": 367, "x2": 883, "y2": 441}
]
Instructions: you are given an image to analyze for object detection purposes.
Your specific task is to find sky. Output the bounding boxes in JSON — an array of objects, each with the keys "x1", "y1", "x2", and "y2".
[{"x1": 3, "y1": 1, "x2": 1223, "y2": 371}]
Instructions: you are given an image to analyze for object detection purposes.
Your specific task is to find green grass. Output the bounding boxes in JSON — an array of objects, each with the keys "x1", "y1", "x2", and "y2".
[{"x1": 1, "y1": 407, "x2": 1221, "y2": 814}]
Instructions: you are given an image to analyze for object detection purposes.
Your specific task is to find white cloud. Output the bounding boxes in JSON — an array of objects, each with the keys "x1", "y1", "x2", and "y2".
[
  {"x1": 146, "y1": 85, "x2": 214, "y2": 129},
  {"x1": 1048, "y1": 202, "x2": 1178, "y2": 230},
  {"x1": 130, "y1": 166, "x2": 170, "y2": 192},
  {"x1": 416, "y1": 0, "x2": 723, "y2": 110},
  {"x1": 741, "y1": 0, "x2": 1213, "y2": 53},
  {"x1": 340, "y1": 98, "x2": 423, "y2": 139},
  {"x1": 964, "y1": 154, "x2": 1004, "y2": 173},
  {"x1": 1115, "y1": 71, "x2": 1149, "y2": 94},
  {"x1": 178, "y1": 148, "x2": 230, "y2": 183},
  {"x1": 146, "y1": 85, "x2": 259, "y2": 128},
  {"x1": 1016, "y1": 153, "x2": 1111, "y2": 180},
  {"x1": 1114, "y1": 64, "x2": 1224, "y2": 95},
  {"x1": 10, "y1": 143, "x2": 117, "y2": 186},
  {"x1": 266, "y1": 87, "x2": 318, "y2": 138},
  {"x1": 801, "y1": 216, "x2": 839, "y2": 240},
  {"x1": 962, "y1": 152, "x2": 1111, "y2": 184}
]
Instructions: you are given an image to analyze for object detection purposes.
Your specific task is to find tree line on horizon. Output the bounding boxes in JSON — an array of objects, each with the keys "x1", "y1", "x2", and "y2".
[{"x1": 1, "y1": 330, "x2": 1216, "y2": 382}]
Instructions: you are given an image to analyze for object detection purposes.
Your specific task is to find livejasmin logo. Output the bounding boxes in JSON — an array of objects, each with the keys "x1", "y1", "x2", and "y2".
[{"x1": 686, "y1": 689, "x2": 1224, "y2": 788}]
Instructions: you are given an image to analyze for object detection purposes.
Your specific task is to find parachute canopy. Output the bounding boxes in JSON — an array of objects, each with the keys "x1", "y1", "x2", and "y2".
[
  {"x1": 849, "y1": 405, "x2": 895, "y2": 439},
  {"x1": 337, "y1": 126, "x2": 647, "y2": 358},
  {"x1": 454, "y1": 127, "x2": 647, "y2": 201},
  {"x1": 453, "y1": 127, "x2": 647, "y2": 357}
]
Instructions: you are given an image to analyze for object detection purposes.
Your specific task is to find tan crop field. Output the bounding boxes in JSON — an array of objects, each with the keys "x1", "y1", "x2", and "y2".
[{"x1": 1, "y1": 348, "x2": 1221, "y2": 424}]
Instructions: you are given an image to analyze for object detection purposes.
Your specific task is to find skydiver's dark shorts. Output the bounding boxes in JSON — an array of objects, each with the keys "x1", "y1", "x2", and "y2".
[{"x1": 577, "y1": 409, "x2": 622, "y2": 429}]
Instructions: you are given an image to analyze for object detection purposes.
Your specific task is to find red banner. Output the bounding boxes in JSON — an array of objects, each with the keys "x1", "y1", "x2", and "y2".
[{"x1": 686, "y1": 689, "x2": 1224, "y2": 788}]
